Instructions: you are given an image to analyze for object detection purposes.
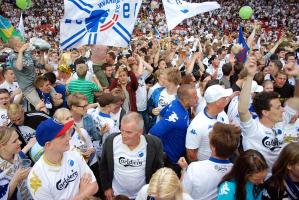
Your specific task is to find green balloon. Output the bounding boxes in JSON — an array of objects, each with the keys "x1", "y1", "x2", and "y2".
[
  {"x1": 16, "y1": 0, "x2": 32, "y2": 10},
  {"x1": 239, "y1": 6, "x2": 254, "y2": 20}
]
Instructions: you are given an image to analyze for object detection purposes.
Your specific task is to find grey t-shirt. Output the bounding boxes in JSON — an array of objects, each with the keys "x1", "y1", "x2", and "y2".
[{"x1": 10, "y1": 51, "x2": 37, "y2": 92}]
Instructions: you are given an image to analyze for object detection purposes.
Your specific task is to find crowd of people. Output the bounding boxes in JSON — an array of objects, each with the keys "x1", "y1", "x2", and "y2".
[{"x1": 0, "y1": 0, "x2": 299, "y2": 200}]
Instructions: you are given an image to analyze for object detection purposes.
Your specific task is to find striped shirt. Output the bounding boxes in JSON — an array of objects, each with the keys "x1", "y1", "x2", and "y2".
[{"x1": 68, "y1": 78, "x2": 100, "y2": 103}]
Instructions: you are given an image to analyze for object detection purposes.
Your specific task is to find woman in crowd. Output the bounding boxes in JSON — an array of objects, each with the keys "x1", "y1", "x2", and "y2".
[
  {"x1": 136, "y1": 167, "x2": 193, "y2": 200},
  {"x1": 218, "y1": 150, "x2": 268, "y2": 200},
  {"x1": 0, "y1": 127, "x2": 35, "y2": 199},
  {"x1": 263, "y1": 142, "x2": 299, "y2": 199},
  {"x1": 109, "y1": 65, "x2": 138, "y2": 112}
]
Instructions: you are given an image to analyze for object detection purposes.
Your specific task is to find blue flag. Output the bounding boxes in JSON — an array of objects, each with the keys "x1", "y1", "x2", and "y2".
[{"x1": 237, "y1": 26, "x2": 250, "y2": 63}]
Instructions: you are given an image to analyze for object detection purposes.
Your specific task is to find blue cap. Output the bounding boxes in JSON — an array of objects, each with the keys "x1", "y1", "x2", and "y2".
[{"x1": 36, "y1": 118, "x2": 74, "y2": 146}]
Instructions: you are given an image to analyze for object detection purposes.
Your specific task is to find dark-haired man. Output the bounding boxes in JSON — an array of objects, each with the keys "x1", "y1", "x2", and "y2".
[{"x1": 238, "y1": 56, "x2": 299, "y2": 171}]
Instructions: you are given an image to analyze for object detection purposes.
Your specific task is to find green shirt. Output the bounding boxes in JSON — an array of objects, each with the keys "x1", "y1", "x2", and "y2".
[{"x1": 68, "y1": 78, "x2": 100, "y2": 103}]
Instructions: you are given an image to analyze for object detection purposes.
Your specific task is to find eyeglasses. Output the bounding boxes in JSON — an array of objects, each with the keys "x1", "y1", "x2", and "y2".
[{"x1": 76, "y1": 104, "x2": 88, "y2": 109}]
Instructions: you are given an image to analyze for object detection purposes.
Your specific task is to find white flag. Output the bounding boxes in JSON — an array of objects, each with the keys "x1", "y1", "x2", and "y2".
[
  {"x1": 162, "y1": 0, "x2": 221, "y2": 31},
  {"x1": 17, "y1": 13, "x2": 25, "y2": 36},
  {"x1": 60, "y1": 0, "x2": 142, "y2": 50}
]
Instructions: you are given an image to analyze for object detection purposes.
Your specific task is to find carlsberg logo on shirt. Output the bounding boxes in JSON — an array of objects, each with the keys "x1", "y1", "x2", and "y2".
[
  {"x1": 119, "y1": 157, "x2": 143, "y2": 167},
  {"x1": 262, "y1": 136, "x2": 283, "y2": 151},
  {"x1": 56, "y1": 170, "x2": 78, "y2": 190}
]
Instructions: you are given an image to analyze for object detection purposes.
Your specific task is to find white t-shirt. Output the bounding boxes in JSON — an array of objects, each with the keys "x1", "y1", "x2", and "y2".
[
  {"x1": 0, "y1": 108, "x2": 9, "y2": 127},
  {"x1": 227, "y1": 96, "x2": 240, "y2": 126},
  {"x1": 88, "y1": 109, "x2": 119, "y2": 157},
  {"x1": 136, "y1": 71, "x2": 150, "y2": 111},
  {"x1": 148, "y1": 82, "x2": 161, "y2": 100},
  {"x1": 186, "y1": 109, "x2": 229, "y2": 161},
  {"x1": 112, "y1": 135, "x2": 147, "y2": 199},
  {"x1": 110, "y1": 108, "x2": 122, "y2": 129},
  {"x1": 27, "y1": 150, "x2": 96, "y2": 200},
  {"x1": 70, "y1": 128, "x2": 97, "y2": 166},
  {"x1": 157, "y1": 88, "x2": 176, "y2": 122},
  {"x1": 240, "y1": 117, "x2": 285, "y2": 170},
  {"x1": 0, "y1": 81, "x2": 19, "y2": 94},
  {"x1": 182, "y1": 158, "x2": 233, "y2": 200},
  {"x1": 195, "y1": 87, "x2": 206, "y2": 115},
  {"x1": 136, "y1": 184, "x2": 193, "y2": 200}
]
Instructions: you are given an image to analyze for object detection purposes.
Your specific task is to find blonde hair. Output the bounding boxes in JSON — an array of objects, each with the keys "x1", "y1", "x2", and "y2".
[
  {"x1": 53, "y1": 108, "x2": 86, "y2": 142},
  {"x1": 164, "y1": 68, "x2": 181, "y2": 86},
  {"x1": 0, "y1": 127, "x2": 16, "y2": 146},
  {"x1": 76, "y1": 63, "x2": 88, "y2": 78},
  {"x1": 147, "y1": 168, "x2": 183, "y2": 200},
  {"x1": 115, "y1": 65, "x2": 128, "y2": 78},
  {"x1": 7, "y1": 103, "x2": 24, "y2": 117}
]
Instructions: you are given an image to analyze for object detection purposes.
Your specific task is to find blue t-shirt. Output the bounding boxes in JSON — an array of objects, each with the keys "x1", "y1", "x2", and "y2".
[
  {"x1": 218, "y1": 181, "x2": 263, "y2": 200},
  {"x1": 149, "y1": 98, "x2": 189, "y2": 163}
]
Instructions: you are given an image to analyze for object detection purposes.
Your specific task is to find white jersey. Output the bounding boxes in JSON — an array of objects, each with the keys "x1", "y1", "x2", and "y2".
[
  {"x1": 186, "y1": 108, "x2": 229, "y2": 161},
  {"x1": 136, "y1": 71, "x2": 150, "y2": 112},
  {"x1": 148, "y1": 82, "x2": 161, "y2": 100},
  {"x1": 182, "y1": 158, "x2": 233, "y2": 200},
  {"x1": 27, "y1": 150, "x2": 96, "y2": 200},
  {"x1": 0, "y1": 81, "x2": 19, "y2": 94},
  {"x1": 88, "y1": 109, "x2": 119, "y2": 157},
  {"x1": 112, "y1": 135, "x2": 147, "y2": 199},
  {"x1": 70, "y1": 127, "x2": 97, "y2": 166},
  {"x1": 157, "y1": 88, "x2": 176, "y2": 122},
  {"x1": 240, "y1": 117, "x2": 285, "y2": 170},
  {"x1": 0, "y1": 108, "x2": 9, "y2": 127},
  {"x1": 136, "y1": 184, "x2": 194, "y2": 200}
]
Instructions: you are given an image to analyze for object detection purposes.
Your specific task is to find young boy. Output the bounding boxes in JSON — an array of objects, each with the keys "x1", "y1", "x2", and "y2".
[
  {"x1": 88, "y1": 92, "x2": 121, "y2": 157},
  {"x1": 27, "y1": 118, "x2": 98, "y2": 200}
]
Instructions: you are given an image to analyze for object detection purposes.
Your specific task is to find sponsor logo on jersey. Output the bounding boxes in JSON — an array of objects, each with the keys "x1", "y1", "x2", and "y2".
[
  {"x1": 214, "y1": 165, "x2": 229, "y2": 173},
  {"x1": 262, "y1": 136, "x2": 283, "y2": 151},
  {"x1": 166, "y1": 112, "x2": 179, "y2": 122},
  {"x1": 56, "y1": 170, "x2": 78, "y2": 190},
  {"x1": 119, "y1": 157, "x2": 143, "y2": 167}
]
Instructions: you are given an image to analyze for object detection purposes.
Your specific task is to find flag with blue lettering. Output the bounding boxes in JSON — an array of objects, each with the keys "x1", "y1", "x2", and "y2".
[
  {"x1": 60, "y1": 0, "x2": 142, "y2": 50},
  {"x1": 237, "y1": 26, "x2": 250, "y2": 63},
  {"x1": 162, "y1": 0, "x2": 220, "y2": 31}
]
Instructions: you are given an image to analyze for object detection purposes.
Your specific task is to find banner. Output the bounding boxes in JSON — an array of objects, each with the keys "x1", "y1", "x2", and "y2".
[
  {"x1": 60, "y1": 0, "x2": 142, "y2": 50},
  {"x1": 162, "y1": 0, "x2": 220, "y2": 31}
]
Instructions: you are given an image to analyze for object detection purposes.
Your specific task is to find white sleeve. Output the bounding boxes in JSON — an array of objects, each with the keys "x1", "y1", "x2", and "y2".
[
  {"x1": 185, "y1": 123, "x2": 202, "y2": 150},
  {"x1": 181, "y1": 165, "x2": 194, "y2": 195},
  {"x1": 80, "y1": 128, "x2": 94, "y2": 148},
  {"x1": 28, "y1": 169, "x2": 53, "y2": 200},
  {"x1": 240, "y1": 117, "x2": 257, "y2": 137}
]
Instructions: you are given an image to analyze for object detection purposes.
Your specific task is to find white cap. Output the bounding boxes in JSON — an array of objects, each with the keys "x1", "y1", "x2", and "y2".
[
  {"x1": 204, "y1": 85, "x2": 233, "y2": 103},
  {"x1": 251, "y1": 81, "x2": 263, "y2": 93}
]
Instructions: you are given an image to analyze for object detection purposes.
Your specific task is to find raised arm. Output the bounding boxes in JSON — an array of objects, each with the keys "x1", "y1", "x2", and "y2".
[{"x1": 238, "y1": 56, "x2": 257, "y2": 122}]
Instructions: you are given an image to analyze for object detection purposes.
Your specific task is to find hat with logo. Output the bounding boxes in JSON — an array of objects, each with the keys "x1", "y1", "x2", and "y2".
[
  {"x1": 204, "y1": 85, "x2": 233, "y2": 103},
  {"x1": 36, "y1": 118, "x2": 74, "y2": 146}
]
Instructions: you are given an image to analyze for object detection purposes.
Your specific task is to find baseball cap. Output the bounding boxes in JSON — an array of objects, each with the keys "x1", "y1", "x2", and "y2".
[
  {"x1": 36, "y1": 118, "x2": 74, "y2": 146},
  {"x1": 204, "y1": 85, "x2": 233, "y2": 103}
]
